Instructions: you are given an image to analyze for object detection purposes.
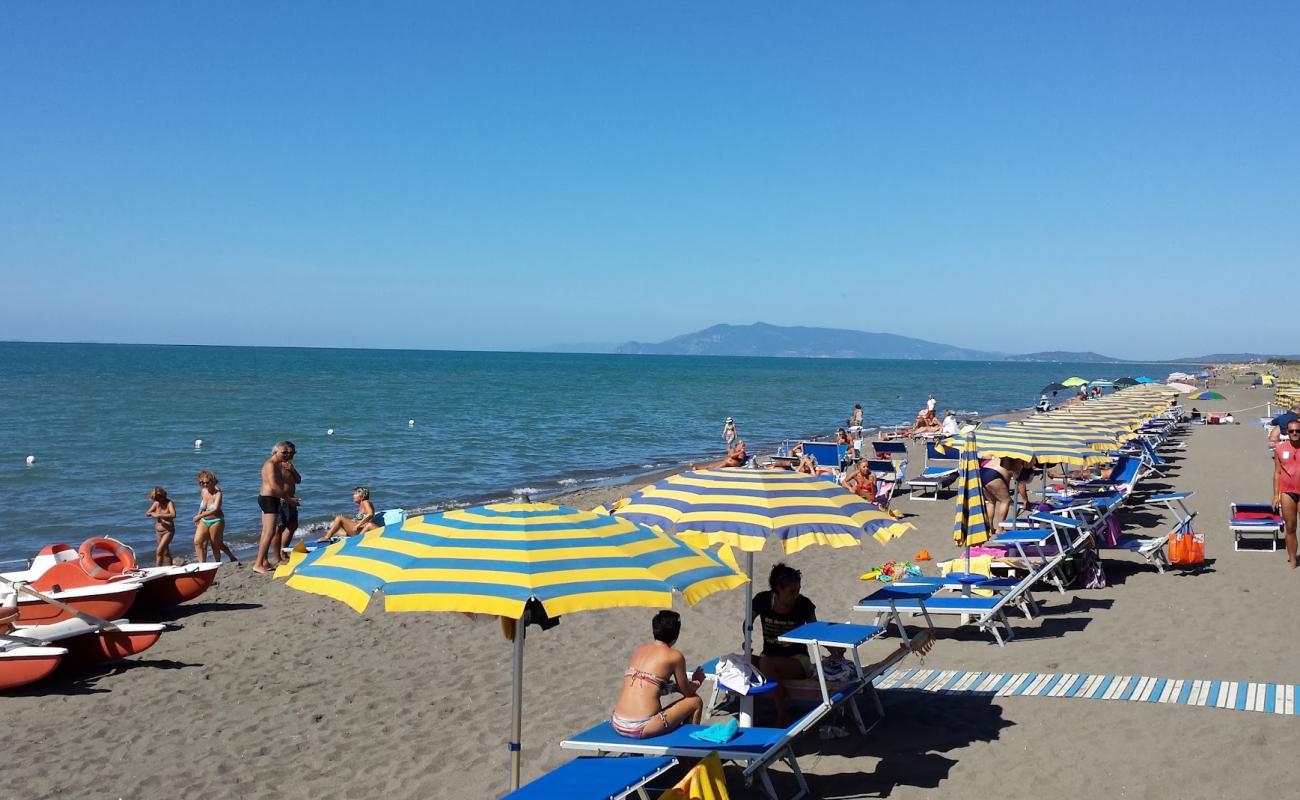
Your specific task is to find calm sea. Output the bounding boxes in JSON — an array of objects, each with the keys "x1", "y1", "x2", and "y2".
[{"x1": 0, "y1": 342, "x2": 1181, "y2": 562}]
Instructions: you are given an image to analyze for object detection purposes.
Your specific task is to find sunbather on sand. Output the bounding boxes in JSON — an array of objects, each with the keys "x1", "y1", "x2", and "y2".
[
  {"x1": 610, "y1": 610, "x2": 704, "y2": 738},
  {"x1": 704, "y1": 440, "x2": 748, "y2": 469},
  {"x1": 317, "y1": 487, "x2": 378, "y2": 542}
]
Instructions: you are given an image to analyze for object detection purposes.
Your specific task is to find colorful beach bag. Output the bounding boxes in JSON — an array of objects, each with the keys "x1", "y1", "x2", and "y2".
[{"x1": 1168, "y1": 529, "x2": 1206, "y2": 565}]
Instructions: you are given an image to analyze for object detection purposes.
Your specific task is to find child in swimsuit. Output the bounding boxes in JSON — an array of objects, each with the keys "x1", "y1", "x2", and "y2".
[
  {"x1": 610, "y1": 610, "x2": 704, "y2": 738},
  {"x1": 146, "y1": 487, "x2": 176, "y2": 567}
]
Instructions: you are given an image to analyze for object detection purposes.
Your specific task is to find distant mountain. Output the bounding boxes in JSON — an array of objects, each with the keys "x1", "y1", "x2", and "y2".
[
  {"x1": 531, "y1": 341, "x2": 618, "y2": 354},
  {"x1": 613, "y1": 322, "x2": 1004, "y2": 361},
  {"x1": 1168, "y1": 353, "x2": 1300, "y2": 363},
  {"x1": 1004, "y1": 351, "x2": 1123, "y2": 363}
]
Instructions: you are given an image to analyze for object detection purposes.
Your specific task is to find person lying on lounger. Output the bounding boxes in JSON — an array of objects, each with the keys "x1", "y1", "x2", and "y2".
[{"x1": 610, "y1": 610, "x2": 705, "y2": 739}]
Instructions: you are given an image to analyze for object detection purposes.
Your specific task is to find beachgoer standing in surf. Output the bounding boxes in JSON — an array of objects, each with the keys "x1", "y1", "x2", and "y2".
[{"x1": 253, "y1": 442, "x2": 294, "y2": 573}]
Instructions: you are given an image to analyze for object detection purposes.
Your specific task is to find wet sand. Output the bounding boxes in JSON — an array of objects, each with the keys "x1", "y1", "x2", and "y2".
[{"x1": 7, "y1": 379, "x2": 1295, "y2": 799}]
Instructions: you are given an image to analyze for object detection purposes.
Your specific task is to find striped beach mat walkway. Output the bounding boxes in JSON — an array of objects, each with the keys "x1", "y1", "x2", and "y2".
[{"x1": 874, "y1": 667, "x2": 1297, "y2": 715}]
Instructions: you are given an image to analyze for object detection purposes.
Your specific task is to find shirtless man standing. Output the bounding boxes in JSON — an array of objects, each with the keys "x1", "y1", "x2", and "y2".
[
  {"x1": 275, "y1": 441, "x2": 302, "y2": 557},
  {"x1": 253, "y1": 442, "x2": 294, "y2": 573}
]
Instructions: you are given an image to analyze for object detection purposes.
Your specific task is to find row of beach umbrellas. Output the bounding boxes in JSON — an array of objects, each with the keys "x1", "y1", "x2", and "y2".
[
  {"x1": 277, "y1": 468, "x2": 910, "y2": 791},
  {"x1": 275, "y1": 381, "x2": 1189, "y2": 791}
]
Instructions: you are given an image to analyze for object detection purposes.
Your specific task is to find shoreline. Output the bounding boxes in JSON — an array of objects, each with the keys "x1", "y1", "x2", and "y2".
[{"x1": 223, "y1": 402, "x2": 1042, "y2": 554}]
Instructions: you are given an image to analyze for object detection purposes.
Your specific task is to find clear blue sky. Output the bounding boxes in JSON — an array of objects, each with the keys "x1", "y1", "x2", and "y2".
[{"x1": 2, "y1": 3, "x2": 1296, "y2": 359}]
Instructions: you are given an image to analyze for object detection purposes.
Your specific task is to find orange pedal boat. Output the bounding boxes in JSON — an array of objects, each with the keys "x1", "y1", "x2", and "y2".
[
  {"x1": 10, "y1": 617, "x2": 165, "y2": 670},
  {"x1": 4, "y1": 539, "x2": 219, "y2": 613},
  {"x1": 0, "y1": 645, "x2": 67, "y2": 691}
]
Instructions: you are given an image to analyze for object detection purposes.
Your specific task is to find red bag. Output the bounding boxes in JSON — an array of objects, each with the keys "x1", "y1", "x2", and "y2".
[{"x1": 1168, "y1": 530, "x2": 1205, "y2": 565}]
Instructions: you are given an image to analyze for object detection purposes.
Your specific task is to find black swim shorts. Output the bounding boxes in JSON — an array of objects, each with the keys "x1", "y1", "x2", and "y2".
[
  {"x1": 278, "y1": 499, "x2": 299, "y2": 531},
  {"x1": 258, "y1": 495, "x2": 282, "y2": 514}
]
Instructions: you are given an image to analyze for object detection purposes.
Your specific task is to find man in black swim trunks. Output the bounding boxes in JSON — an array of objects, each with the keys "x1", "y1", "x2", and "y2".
[
  {"x1": 275, "y1": 441, "x2": 302, "y2": 557},
  {"x1": 253, "y1": 443, "x2": 294, "y2": 574}
]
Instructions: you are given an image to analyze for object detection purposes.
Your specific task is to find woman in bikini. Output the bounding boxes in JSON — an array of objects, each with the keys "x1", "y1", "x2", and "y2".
[
  {"x1": 317, "y1": 486, "x2": 379, "y2": 542},
  {"x1": 1272, "y1": 421, "x2": 1300, "y2": 568},
  {"x1": 841, "y1": 461, "x2": 878, "y2": 504},
  {"x1": 146, "y1": 487, "x2": 176, "y2": 567},
  {"x1": 193, "y1": 470, "x2": 236, "y2": 563},
  {"x1": 980, "y1": 456, "x2": 1027, "y2": 527},
  {"x1": 610, "y1": 610, "x2": 704, "y2": 739}
]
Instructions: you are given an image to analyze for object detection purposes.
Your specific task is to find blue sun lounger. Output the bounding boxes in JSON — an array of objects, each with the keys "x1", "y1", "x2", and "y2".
[
  {"x1": 854, "y1": 563, "x2": 1052, "y2": 646},
  {"x1": 504, "y1": 756, "x2": 678, "y2": 800},
  {"x1": 562, "y1": 715, "x2": 811, "y2": 800},
  {"x1": 566, "y1": 621, "x2": 908, "y2": 800},
  {"x1": 905, "y1": 443, "x2": 960, "y2": 501}
]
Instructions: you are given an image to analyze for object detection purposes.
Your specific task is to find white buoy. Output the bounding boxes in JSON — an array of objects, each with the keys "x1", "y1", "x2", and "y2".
[
  {"x1": 408, "y1": 419, "x2": 415, "y2": 427},
  {"x1": 194, "y1": 439, "x2": 203, "y2": 449},
  {"x1": 326, "y1": 428, "x2": 334, "y2": 436},
  {"x1": 25, "y1": 455, "x2": 35, "y2": 465}
]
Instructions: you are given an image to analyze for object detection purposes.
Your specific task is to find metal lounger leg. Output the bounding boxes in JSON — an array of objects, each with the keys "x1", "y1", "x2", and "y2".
[{"x1": 783, "y1": 748, "x2": 810, "y2": 800}]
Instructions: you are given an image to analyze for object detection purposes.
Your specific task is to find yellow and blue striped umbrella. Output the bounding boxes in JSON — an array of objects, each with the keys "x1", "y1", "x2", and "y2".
[
  {"x1": 615, "y1": 468, "x2": 913, "y2": 554},
  {"x1": 942, "y1": 427, "x2": 1108, "y2": 467},
  {"x1": 286, "y1": 502, "x2": 748, "y2": 616},
  {"x1": 953, "y1": 434, "x2": 990, "y2": 548},
  {"x1": 615, "y1": 467, "x2": 910, "y2": 727},
  {"x1": 285, "y1": 501, "x2": 748, "y2": 793}
]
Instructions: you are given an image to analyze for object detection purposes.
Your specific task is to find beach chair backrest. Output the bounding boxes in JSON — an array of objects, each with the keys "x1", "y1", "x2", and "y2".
[
  {"x1": 801, "y1": 441, "x2": 846, "y2": 469},
  {"x1": 872, "y1": 440, "x2": 908, "y2": 459},
  {"x1": 380, "y1": 508, "x2": 407, "y2": 527},
  {"x1": 866, "y1": 459, "x2": 898, "y2": 479},
  {"x1": 926, "y1": 442, "x2": 960, "y2": 464}
]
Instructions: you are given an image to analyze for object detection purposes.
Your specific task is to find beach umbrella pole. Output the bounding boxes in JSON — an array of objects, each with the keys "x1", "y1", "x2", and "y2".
[
  {"x1": 740, "y1": 550, "x2": 755, "y2": 727},
  {"x1": 509, "y1": 619, "x2": 525, "y2": 791}
]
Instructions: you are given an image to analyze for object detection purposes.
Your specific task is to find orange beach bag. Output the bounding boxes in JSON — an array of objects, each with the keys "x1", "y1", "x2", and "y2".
[{"x1": 1168, "y1": 529, "x2": 1205, "y2": 565}]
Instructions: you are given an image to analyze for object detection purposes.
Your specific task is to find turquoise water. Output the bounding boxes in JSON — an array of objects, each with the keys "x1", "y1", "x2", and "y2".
[{"x1": 0, "y1": 342, "x2": 1180, "y2": 562}]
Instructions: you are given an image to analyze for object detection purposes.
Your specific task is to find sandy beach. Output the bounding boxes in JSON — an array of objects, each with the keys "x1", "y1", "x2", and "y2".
[{"x1": 6, "y1": 379, "x2": 1295, "y2": 800}]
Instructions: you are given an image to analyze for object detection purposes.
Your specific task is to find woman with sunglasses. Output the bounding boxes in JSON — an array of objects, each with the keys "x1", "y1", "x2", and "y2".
[
  {"x1": 1273, "y1": 422, "x2": 1300, "y2": 569},
  {"x1": 193, "y1": 470, "x2": 237, "y2": 563}
]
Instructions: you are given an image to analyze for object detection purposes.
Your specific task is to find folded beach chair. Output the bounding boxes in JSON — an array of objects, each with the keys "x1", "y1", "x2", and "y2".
[
  {"x1": 1229, "y1": 502, "x2": 1284, "y2": 552},
  {"x1": 503, "y1": 756, "x2": 679, "y2": 800},
  {"x1": 865, "y1": 459, "x2": 904, "y2": 506},
  {"x1": 906, "y1": 443, "x2": 959, "y2": 501}
]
